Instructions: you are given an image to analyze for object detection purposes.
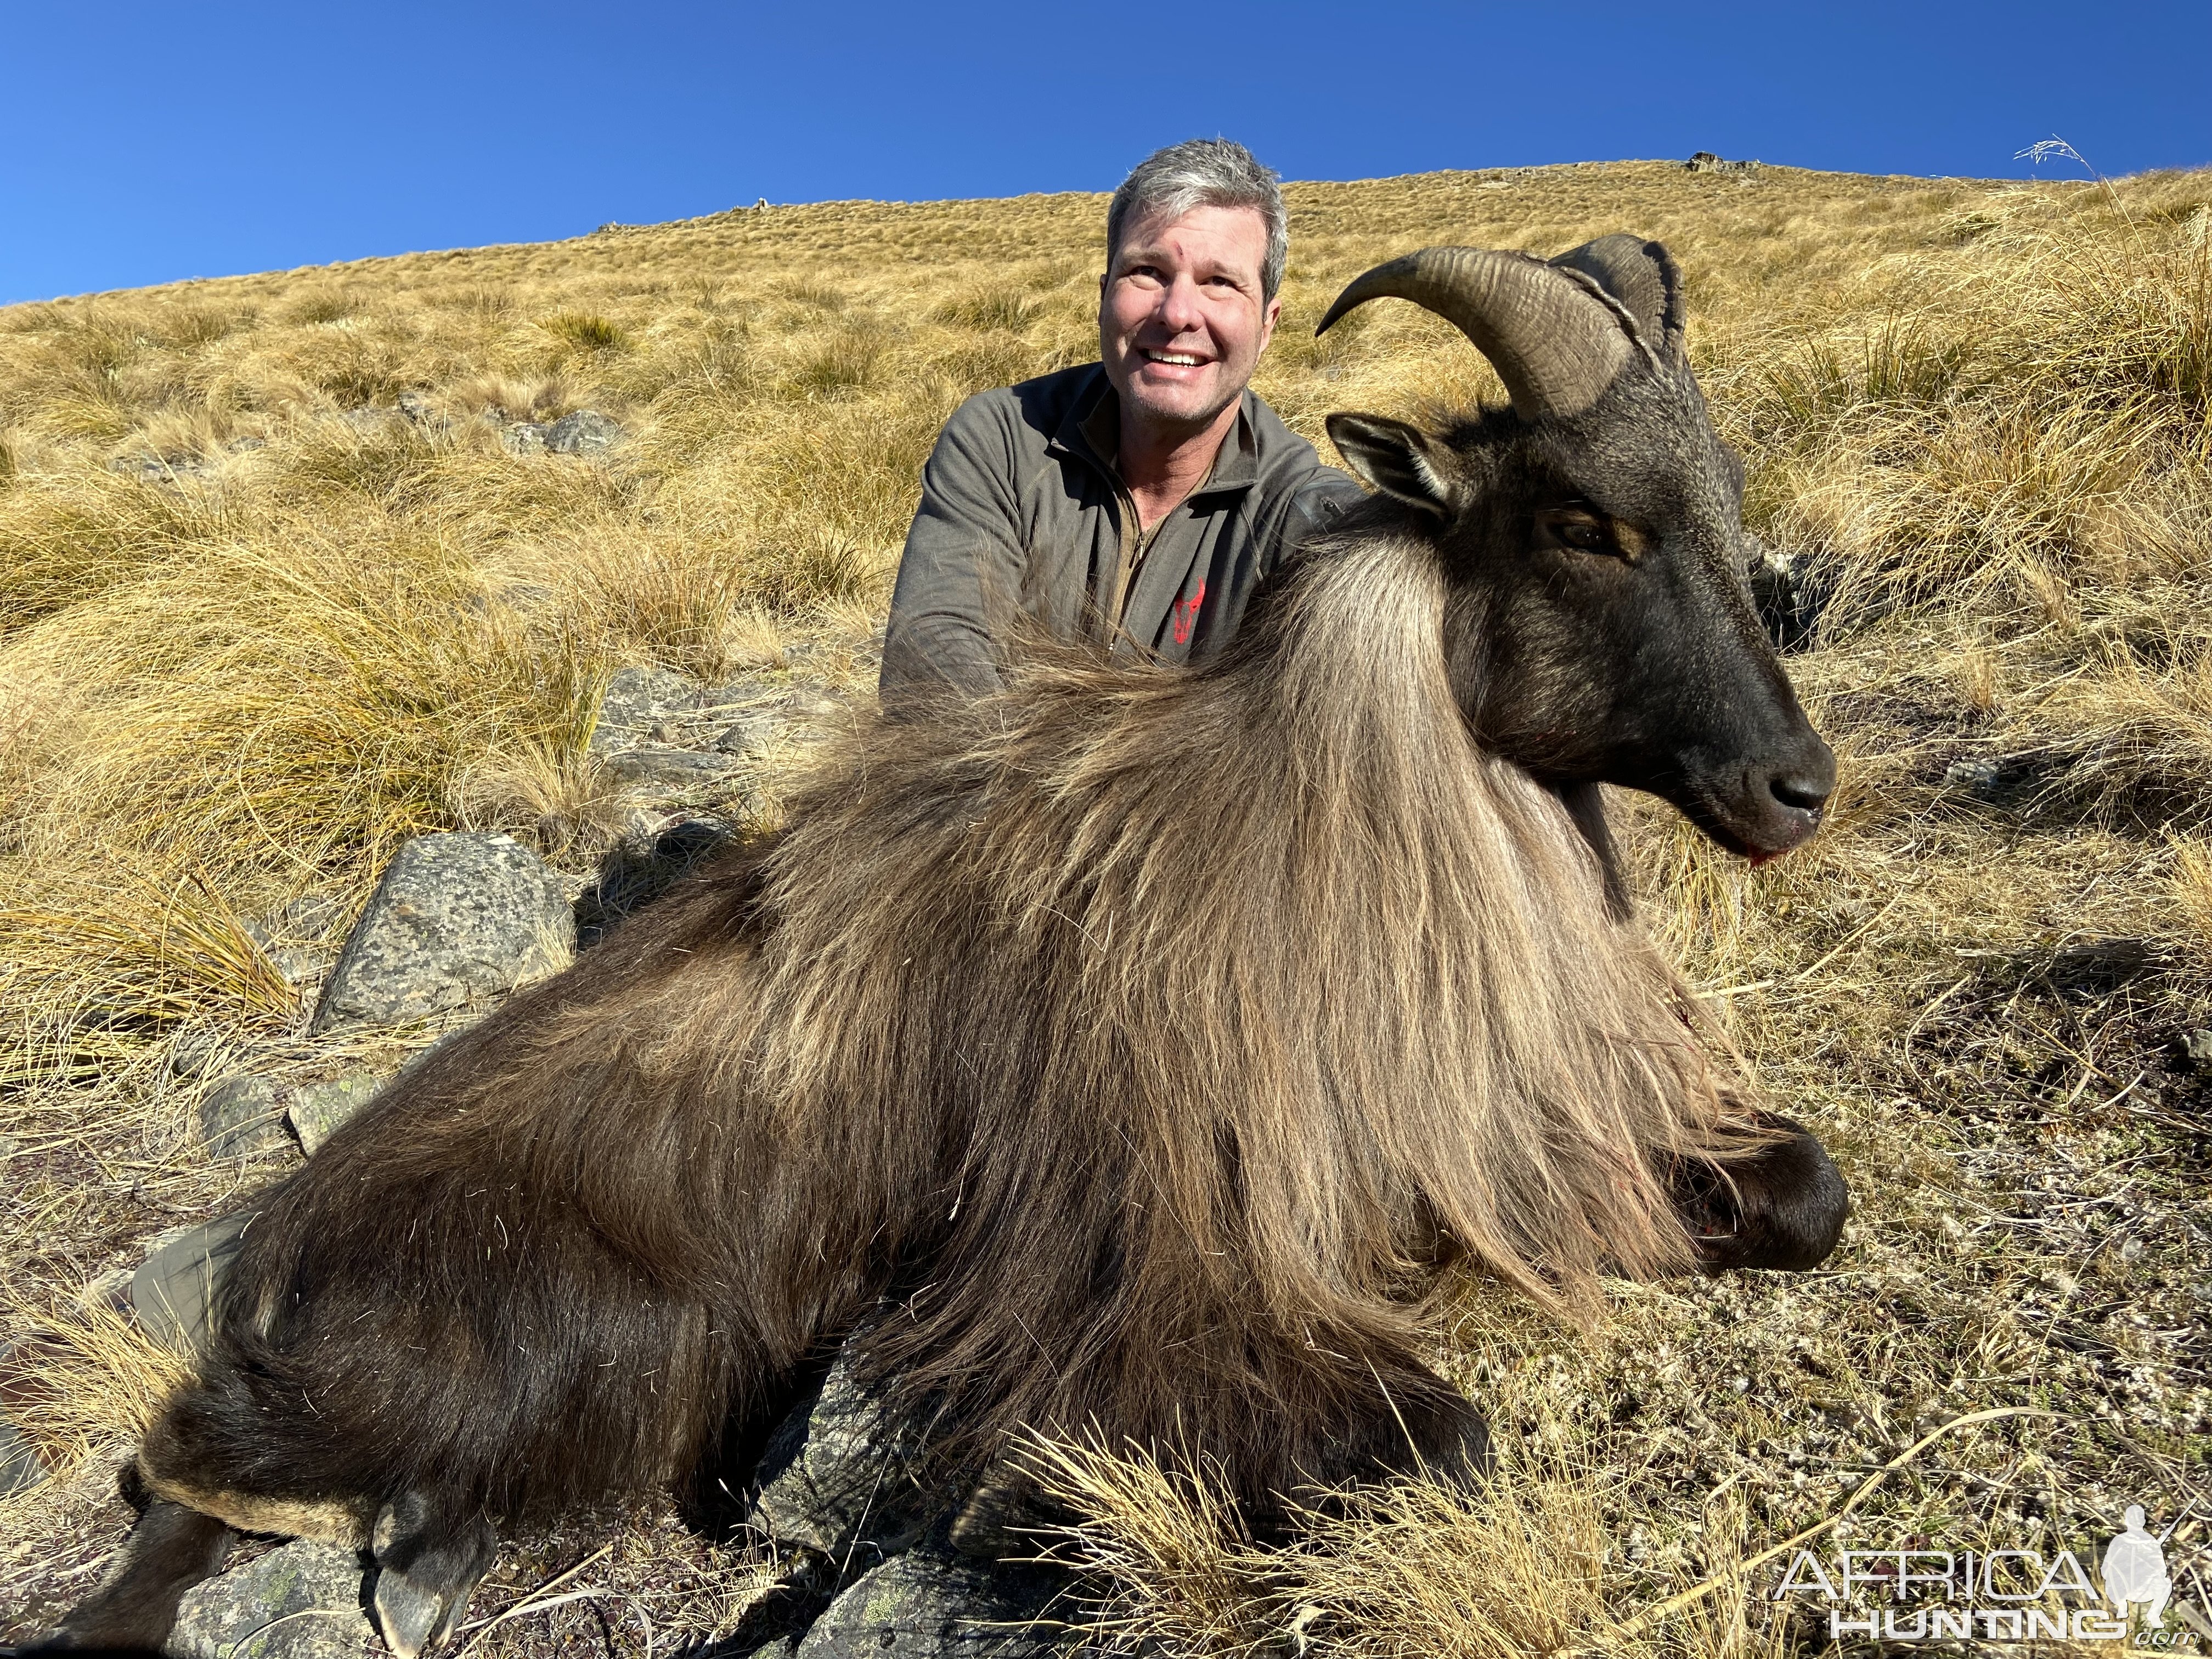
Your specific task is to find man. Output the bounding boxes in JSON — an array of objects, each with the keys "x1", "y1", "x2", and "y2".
[{"x1": 879, "y1": 138, "x2": 1364, "y2": 700}]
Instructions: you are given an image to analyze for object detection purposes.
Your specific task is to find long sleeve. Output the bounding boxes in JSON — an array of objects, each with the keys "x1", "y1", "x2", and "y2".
[
  {"x1": 879, "y1": 396, "x2": 1031, "y2": 703},
  {"x1": 1276, "y1": 467, "x2": 1367, "y2": 572}
]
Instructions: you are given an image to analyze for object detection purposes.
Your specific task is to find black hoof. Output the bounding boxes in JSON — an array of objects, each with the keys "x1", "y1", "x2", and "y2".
[{"x1": 370, "y1": 1493, "x2": 498, "y2": 1659}]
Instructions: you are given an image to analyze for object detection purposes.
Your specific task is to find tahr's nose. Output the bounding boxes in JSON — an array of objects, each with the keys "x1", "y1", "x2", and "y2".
[
  {"x1": 1739, "y1": 742, "x2": 1836, "y2": 862},
  {"x1": 1768, "y1": 770, "x2": 1833, "y2": 814}
]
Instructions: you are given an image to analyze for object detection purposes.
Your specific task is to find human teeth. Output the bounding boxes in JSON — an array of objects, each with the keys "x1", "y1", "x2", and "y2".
[{"x1": 1147, "y1": 351, "x2": 1201, "y2": 365}]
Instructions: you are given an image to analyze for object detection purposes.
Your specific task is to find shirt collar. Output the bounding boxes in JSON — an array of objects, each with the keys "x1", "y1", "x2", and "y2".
[{"x1": 1055, "y1": 365, "x2": 1262, "y2": 498}]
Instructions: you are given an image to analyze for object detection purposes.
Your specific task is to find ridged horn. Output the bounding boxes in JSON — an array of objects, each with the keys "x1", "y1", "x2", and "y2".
[{"x1": 1314, "y1": 247, "x2": 1636, "y2": 420}]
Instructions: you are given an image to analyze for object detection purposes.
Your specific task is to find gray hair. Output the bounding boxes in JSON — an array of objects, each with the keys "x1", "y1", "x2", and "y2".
[{"x1": 1106, "y1": 138, "x2": 1288, "y2": 303}]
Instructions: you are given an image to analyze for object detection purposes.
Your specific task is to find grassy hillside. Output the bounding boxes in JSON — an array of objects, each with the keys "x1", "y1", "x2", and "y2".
[{"x1": 2, "y1": 159, "x2": 2209, "y2": 1652}]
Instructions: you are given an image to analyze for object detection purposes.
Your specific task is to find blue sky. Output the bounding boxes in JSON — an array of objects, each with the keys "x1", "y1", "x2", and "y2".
[{"x1": 3, "y1": 0, "x2": 2206, "y2": 305}]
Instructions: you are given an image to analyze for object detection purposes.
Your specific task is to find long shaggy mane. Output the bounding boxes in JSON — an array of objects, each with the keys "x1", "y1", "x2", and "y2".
[{"x1": 750, "y1": 527, "x2": 1763, "y2": 1482}]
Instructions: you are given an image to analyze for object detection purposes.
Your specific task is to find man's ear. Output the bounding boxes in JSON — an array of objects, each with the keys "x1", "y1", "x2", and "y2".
[{"x1": 1326, "y1": 413, "x2": 1458, "y2": 515}]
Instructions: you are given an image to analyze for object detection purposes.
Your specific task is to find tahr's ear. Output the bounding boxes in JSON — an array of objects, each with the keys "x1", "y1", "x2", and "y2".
[{"x1": 1326, "y1": 412, "x2": 1458, "y2": 515}]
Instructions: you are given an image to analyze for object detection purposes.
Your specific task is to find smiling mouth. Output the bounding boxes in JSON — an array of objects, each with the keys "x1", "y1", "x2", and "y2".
[{"x1": 1142, "y1": 351, "x2": 1207, "y2": 367}]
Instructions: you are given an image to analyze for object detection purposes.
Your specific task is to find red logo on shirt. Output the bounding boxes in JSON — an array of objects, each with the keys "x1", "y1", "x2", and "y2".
[{"x1": 1170, "y1": 582, "x2": 1206, "y2": 646}]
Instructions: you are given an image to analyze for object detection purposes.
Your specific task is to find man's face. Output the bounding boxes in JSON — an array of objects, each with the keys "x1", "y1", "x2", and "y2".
[{"x1": 1099, "y1": 204, "x2": 1280, "y2": 439}]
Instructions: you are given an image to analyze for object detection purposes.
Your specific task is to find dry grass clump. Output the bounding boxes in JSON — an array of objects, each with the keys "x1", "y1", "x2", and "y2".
[
  {"x1": 0, "y1": 1293, "x2": 193, "y2": 1471},
  {"x1": 1027, "y1": 1418, "x2": 1785, "y2": 1659},
  {"x1": 3, "y1": 161, "x2": 2210, "y2": 1651},
  {"x1": 1032, "y1": 1279, "x2": 2144, "y2": 1659}
]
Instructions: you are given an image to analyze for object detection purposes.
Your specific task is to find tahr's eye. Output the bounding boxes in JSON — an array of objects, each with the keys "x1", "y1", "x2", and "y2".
[{"x1": 1538, "y1": 507, "x2": 1630, "y2": 558}]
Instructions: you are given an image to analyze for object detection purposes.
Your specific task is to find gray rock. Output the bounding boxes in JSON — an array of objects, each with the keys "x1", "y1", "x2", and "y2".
[
  {"x1": 1943, "y1": 758, "x2": 2005, "y2": 795},
  {"x1": 259, "y1": 891, "x2": 348, "y2": 945},
  {"x1": 603, "y1": 744, "x2": 741, "y2": 800},
  {"x1": 702, "y1": 673, "x2": 787, "y2": 702},
  {"x1": 397, "y1": 391, "x2": 440, "y2": 427},
  {"x1": 544, "y1": 409, "x2": 623, "y2": 456},
  {"x1": 712, "y1": 714, "x2": 783, "y2": 756},
  {"x1": 754, "y1": 1353, "x2": 928, "y2": 1560},
  {"x1": 243, "y1": 898, "x2": 343, "y2": 989},
  {"x1": 109, "y1": 452, "x2": 209, "y2": 485},
  {"x1": 131, "y1": 1211, "x2": 256, "y2": 1353},
  {"x1": 170, "y1": 1539, "x2": 373, "y2": 1659},
  {"x1": 0, "y1": 1411, "x2": 47, "y2": 1498},
  {"x1": 2180, "y1": 1029, "x2": 2212, "y2": 1069},
  {"x1": 287, "y1": 1073, "x2": 387, "y2": 1154},
  {"x1": 193, "y1": 1060, "x2": 386, "y2": 1159},
  {"x1": 1937, "y1": 751, "x2": 2050, "y2": 806},
  {"x1": 502, "y1": 421, "x2": 548, "y2": 455},
  {"x1": 591, "y1": 665, "x2": 712, "y2": 753},
  {"x1": 589, "y1": 667, "x2": 796, "y2": 759},
  {"x1": 168, "y1": 1028, "x2": 225, "y2": 1080},
  {"x1": 1747, "y1": 537, "x2": 1829, "y2": 651},
  {"x1": 311, "y1": 832, "x2": 574, "y2": 1034},
  {"x1": 198, "y1": 1076, "x2": 290, "y2": 1158},
  {"x1": 271, "y1": 944, "x2": 335, "y2": 987},
  {"x1": 699, "y1": 674, "x2": 786, "y2": 716},
  {"x1": 795, "y1": 1550, "x2": 1077, "y2": 1659}
]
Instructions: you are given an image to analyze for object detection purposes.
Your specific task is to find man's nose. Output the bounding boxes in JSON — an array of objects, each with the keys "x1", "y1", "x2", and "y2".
[{"x1": 1155, "y1": 273, "x2": 1205, "y2": 334}]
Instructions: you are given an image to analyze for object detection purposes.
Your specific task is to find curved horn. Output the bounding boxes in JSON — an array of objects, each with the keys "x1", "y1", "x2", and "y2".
[{"x1": 1314, "y1": 247, "x2": 1636, "y2": 421}]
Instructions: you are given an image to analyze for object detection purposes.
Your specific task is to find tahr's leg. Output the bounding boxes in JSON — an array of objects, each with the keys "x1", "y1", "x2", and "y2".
[
  {"x1": 1282, "y1": 1357, "x2": 1492, "y2": 1532},
  {"x1": 1672, "y1": 1114, "x2": 1849, "y2": 1272},
  {"x1": 49, "y1": 1496, "x2": 235, "y2": 1651},
  {"x1": 1335, "y1": 1370, "x2": 1493, "y2": 1491},
  {"x1": 370, "y1": 1492, "x2": 499, "y2": 1659},
  {"x1": 678, "y1": 1350, "x2": 840, "y2": 1539}
]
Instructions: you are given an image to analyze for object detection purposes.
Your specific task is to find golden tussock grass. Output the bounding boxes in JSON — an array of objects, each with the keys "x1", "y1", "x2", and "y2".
[
  {"x1": 2, "y1": 160, "x2": 2209, "y2": 1651},
  {"x1": 0, "y1": 1293, "x2": 193, "y2": 1472}
]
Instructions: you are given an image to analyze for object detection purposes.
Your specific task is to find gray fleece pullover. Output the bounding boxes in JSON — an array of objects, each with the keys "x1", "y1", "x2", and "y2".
[{"x1": 879, "y1": 362, "x2": 1364, "y2": 699}]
